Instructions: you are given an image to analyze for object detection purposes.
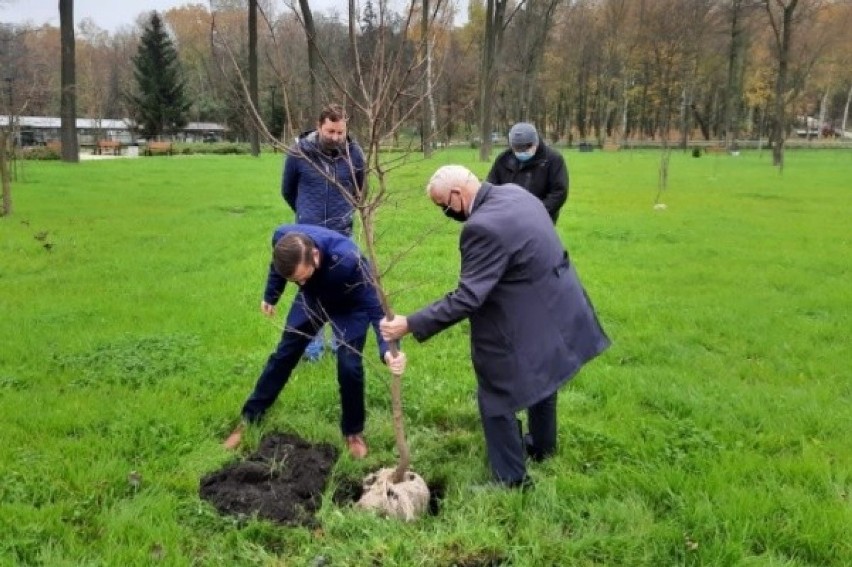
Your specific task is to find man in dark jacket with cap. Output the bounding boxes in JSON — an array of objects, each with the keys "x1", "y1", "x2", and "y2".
[
  {"x1": 380, "y1": 165, "x2": 609, "y2": 488},
  {"x1": 486, "y1": 122, "x2": 568, "y2": 224}
]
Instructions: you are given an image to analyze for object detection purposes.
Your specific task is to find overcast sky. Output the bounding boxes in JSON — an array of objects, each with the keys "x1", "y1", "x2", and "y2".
[{"x1": 1, "y1": 0, "x2": 467, "y2": 32}]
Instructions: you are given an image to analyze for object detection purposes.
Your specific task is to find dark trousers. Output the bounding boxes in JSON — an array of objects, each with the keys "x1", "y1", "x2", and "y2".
[
  {"x1": 241, "y1": 295, "x2": 369, "y2": 436},
  {"x1": 480, "y1": 392, "x2": 558, "y2": 485}
]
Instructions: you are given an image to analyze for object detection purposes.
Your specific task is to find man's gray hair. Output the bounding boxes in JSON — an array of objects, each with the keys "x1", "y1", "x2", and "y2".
[{"x1": 426, "y1": 165, "x2": 477, "y2": 196}]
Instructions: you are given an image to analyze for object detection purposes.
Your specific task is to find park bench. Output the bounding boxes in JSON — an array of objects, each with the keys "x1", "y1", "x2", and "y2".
[
  {"x1": 704, "y1": 144, "x2": 727, "y2": 155},
  {"x1": 95, "y1": 139, "x2": 122, "y2": 155},
  {"x1": 602, "y1": 142, "x2": 620, "y2": 152},
  {"x1": 144, "y1": 141, "x2": 174, "y2": 156}
]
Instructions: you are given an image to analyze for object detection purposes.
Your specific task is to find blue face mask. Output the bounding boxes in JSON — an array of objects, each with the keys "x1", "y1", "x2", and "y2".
[{"x1": 514, "y1": 150, "x2": 535, "y2": 162}]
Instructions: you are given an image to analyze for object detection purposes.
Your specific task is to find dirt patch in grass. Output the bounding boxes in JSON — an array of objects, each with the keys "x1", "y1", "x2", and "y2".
[
  {"x1": 199, "y1": 432, "x2": 338, "y2": 526},
  {"x1": 201, "y1": 432, "x2": 447, "y2": 526}
]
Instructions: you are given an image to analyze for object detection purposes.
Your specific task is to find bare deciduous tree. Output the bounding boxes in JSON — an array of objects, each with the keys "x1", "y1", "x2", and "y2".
[
  {"x1": 248, "y1": 0, "x2": 260, "y2": 155},
  {"x1": 59, "y1": 0, "x2": 79, "y2": 162},
  {"x1": 765, "y1": 0, "x2": 801, "y2": 168},
  {"x1": 478, "y1": 0, "x2": 512, "y2": 161},
  {"x1": 213, "y1": 0, "x2": 451, "y2": 490},
  {"x1": 296, "y1": 0, "x2": 320, "y2": 124}
]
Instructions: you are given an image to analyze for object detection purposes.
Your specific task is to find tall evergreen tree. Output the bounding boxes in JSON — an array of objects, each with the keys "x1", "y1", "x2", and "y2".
[{"x1": 128, "y1": 12, "x2": 190, "y2": 139}]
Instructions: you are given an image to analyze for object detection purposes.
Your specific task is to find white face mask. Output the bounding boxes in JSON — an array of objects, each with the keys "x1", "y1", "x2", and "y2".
[{"x1": 514, "y1": 146, "x2": 537, "y2": 162}]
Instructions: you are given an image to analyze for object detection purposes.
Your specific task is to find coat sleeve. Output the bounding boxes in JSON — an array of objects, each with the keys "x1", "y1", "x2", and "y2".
[
  {"x1": 281, "y1": 152, "x2": 299, "y2": 213},
  {"x1": 408, "y1": 223, "x2": 508, "y2": 342},
  {"x1": 369, "y1": 303, "x2": 391, "y2": 362},
  {"x1": 541, "y1": 153, "x2": 568, "y2": 222},
  {"x1": 263, "y1": 229, "x2": 287, "y2": 304}
]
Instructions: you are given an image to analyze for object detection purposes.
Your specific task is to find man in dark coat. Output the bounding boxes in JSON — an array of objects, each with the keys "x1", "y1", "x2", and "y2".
[
  {"x1": 380, "y1": 165, "x2": 609, "y2": 487},
  {"x1": 282, "y1": 104, "x2": 365, "y2": 362},
  {"x1": 486, "y1": 122, "x2": 568, "y2": 224},
  {"x1": 224, "y1": 224, "x2": 406, "y2": 458}
]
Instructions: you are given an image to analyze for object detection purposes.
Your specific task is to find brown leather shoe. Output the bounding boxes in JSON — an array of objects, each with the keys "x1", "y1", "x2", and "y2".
[
  {"x1": 345, "y1": 434, "x2": 368, "y2": 459},
  {"x1": 223, "y1": 424, "x2": 244, "y2": 450}
]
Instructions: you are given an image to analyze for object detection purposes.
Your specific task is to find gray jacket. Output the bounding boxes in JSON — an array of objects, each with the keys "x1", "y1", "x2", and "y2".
[{"x1": 408, "y1": 182, "x2": 609, "y2": 416}]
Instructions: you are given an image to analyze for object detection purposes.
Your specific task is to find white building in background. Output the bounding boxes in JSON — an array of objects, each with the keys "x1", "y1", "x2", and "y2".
[{"x1": 0, "y1": 116, "x2": 227, "y2": 146}]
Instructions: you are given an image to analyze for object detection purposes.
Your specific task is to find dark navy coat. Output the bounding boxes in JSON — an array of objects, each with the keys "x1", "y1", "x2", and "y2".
[
  {"x1": 281, "y1": 131, "x2": 365, "y2": 235},
  {"x1": 407, "y1": 183, "x2": 609, "y2": 417},
  {"x1": 263, "y1": 224, "x2": 389, "y2": 361}
]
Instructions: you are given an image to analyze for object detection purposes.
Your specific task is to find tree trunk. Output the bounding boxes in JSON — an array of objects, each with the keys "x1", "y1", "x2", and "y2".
[
  {"x1": 59, "y1": 0, "x2": 79, "y2": 163},
  {"x1": 620, "y1": 77, "x2": 630, "y2": 144},
  {"x1": 842, "y1": 83, "x2": 852, "y2": 137},
  {"x1": 248, "y1": 0, "x2": 260, "y2": 156},
  {"x1": 299, "y1": 0, "x2": 320, "y2": 127},
  {"x1": 817, "y1": 90, "x2": 828, "y2": 140},
  {"x1": 724, "y1": 0, "x2": 745, "y2": 149},
  {"x1": 0, "y1": 129, "x2": 11, "y2": 216},
  {"x1": 690, "y1": 103, "x2": 711, "y2": 140},
  {"x1": 421, "y1": 0, "x2": 433, "y2": 157},
  {"x1": 478, "y1": 0, "x2": 508, "y2": 161},
  {"x1": 519, "y1": 0, "x2": 560, "y2": 125},
  {"x1": 767, "y1": 0, "x2": 799, "y2": 169},
  {"x1": 679, "y1": 86, "x2": 689, "y2": 149}
]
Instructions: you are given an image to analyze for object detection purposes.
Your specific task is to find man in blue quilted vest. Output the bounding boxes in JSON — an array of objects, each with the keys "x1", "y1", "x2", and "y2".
[{"x1": 282, "y1": 104, "x2": 365, "y2": 362}]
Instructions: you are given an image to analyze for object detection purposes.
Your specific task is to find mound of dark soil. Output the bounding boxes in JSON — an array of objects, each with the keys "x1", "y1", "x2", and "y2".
[{"x1": 199, "y1": 432, "x2": 338, "y2": 526}]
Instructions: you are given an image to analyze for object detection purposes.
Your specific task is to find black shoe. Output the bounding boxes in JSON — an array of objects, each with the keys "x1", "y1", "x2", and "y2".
[
  {"x1": 507, "y1": 475, "x2": 535, "y2": 491},
  {"x1": 523, "y1": 434, "x2": 555, "y2": 463}
]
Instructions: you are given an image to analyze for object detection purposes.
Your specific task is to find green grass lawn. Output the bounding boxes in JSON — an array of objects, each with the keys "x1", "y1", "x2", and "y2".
[{"x1": 1, "y1": 148, "x2": 850, "y2": 566}]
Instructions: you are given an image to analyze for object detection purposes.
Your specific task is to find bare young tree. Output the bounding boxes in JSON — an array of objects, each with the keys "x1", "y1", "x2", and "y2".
[
  {"x1": 421, "y1": 0, "x2": 434, "y2": 156},
  {"x1": 2, "y1": 25, "x2": 49, "y2": 216},
  {"x1": 212, "y1": 0, "x2": 453, "y2": 495}
]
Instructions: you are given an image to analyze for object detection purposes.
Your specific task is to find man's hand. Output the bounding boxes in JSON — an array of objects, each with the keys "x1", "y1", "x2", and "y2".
[
  {"x1": 384, "y1": 351, "x2": 407, "y2": 375},
  {"x1": 261, "y1": 301, "x2": 276, "y2": 317},
  {"x1": 380, "y1": 315, "x2": 410, "y2": 341}
]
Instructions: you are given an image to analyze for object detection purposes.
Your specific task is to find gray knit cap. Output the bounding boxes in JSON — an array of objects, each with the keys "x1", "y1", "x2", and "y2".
[{"x1": 508, "y1": 122, "x2": 538, "y2": 147}]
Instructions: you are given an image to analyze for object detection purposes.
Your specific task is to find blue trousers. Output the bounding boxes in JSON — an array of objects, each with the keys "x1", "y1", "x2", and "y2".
[
  {"x1": 480, "y1": 392, "x2": 558, "y2": 485},
  {"x1": 304, "y1": 324, "x2": 339, "y2": 359},
  {"x1": 241, "y1": 294, "x2": 371, "y2": 436}
]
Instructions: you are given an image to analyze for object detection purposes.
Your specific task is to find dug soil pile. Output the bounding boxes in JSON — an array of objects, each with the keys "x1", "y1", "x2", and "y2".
[{"x1": 199, "y1": 432, "x2": 337, "y2": 526}]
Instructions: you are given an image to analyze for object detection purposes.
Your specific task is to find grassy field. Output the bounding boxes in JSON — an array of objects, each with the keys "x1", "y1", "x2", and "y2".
[{"x1": 0, "y1": 148, "x2": 850, "y2": 566}]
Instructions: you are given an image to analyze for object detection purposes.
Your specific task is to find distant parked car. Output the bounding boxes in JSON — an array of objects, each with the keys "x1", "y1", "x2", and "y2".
[{"x1": 821, "y1": 123, "x2": 840, "y2": 139}]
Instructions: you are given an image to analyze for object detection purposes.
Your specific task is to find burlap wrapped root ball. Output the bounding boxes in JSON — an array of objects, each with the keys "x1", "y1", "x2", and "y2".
[{"x1": 356, "y1": 467, "x2": 429, "y2": 521}]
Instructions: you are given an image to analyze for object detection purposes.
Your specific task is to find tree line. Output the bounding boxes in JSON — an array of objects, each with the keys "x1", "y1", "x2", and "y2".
[{"x1": 2, "y1": 0, "x2": 851, "y2": 159}]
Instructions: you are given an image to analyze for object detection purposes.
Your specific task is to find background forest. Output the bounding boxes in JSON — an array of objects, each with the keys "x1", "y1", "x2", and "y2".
[{"x1": 2, "y1": 0, "x2": 852, "y2": 153}]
